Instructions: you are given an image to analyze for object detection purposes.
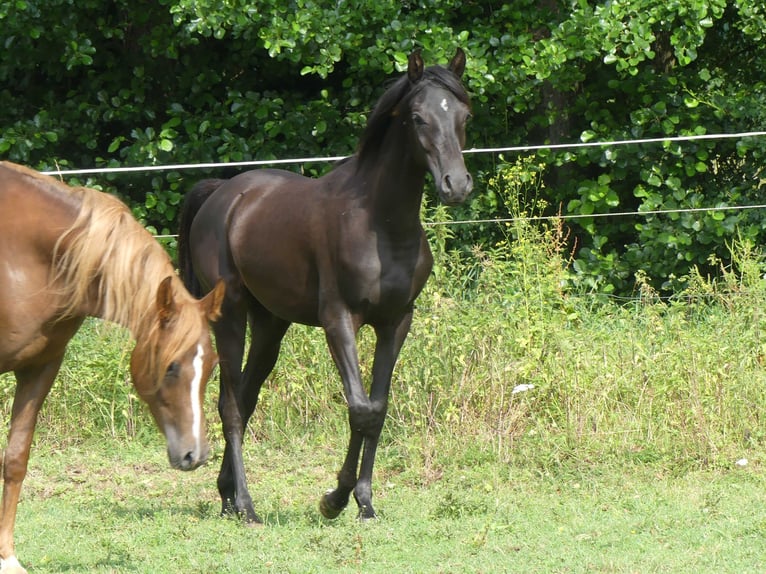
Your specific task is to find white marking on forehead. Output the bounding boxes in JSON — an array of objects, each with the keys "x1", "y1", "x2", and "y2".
[
  {"x1": 190, "y1": 344, "x2": 205, "y2": 451},
  {"x1": 440, "y1": 98, "x2": 449, "y2": 112}
]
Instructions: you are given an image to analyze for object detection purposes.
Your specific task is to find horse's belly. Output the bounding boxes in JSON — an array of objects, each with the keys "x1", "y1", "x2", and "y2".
[{"x1": 242, "y1": 267, "x2": 322, "y2": 326}]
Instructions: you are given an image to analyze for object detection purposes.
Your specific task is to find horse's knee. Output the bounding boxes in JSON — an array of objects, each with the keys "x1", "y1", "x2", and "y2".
[
  {"x1": 348, "y1": 400, "x2": 387, "y2": 435},
  {"x1": 1, "y1": 452, "x2": 28, "y2": 484}
]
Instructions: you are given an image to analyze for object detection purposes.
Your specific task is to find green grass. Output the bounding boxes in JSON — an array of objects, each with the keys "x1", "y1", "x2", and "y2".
[
  {"x1": 5, "y1": 211, "x2": 766, "y2": 572},
  {"x1": 13, "y1": 437, "x2": 766, "y2": 573}
]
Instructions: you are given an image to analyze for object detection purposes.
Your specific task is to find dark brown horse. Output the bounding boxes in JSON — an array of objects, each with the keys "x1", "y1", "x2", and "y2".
[
  {"x1": 177, "y1": 49, "x2": 472, "y2": 523},
  {"x1": 0, "y1": 162, "x2": 224, "y2": 574}
]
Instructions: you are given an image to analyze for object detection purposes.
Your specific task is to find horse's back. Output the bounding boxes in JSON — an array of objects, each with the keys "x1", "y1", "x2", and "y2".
[
  {"x1": 0, "y1": 163, "x2": 83, "y2": 372},
  {"x1": 193, "y1": 169, "x2": 313, "y2": 230}
]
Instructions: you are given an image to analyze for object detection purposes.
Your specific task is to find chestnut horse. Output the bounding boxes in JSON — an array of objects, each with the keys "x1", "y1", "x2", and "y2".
[
  {"x1": 0, "y1": 162, "x2": 224, "y2": 574},
  {"x1": 177, "y1": 49, "x2": 472, "y2": 522}
]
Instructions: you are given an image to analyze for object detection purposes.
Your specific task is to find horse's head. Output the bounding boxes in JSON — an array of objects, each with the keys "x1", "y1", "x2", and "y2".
[
  {"x1": 129, "y1": 277, "x2": 224, "y2": 471},
  {"x1": 406, "y1": 48, "x2": 473, "y2": 206}
]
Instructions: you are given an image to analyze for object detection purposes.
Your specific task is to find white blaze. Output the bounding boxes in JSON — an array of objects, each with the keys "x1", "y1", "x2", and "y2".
[
  {"x1": 440, "y1": 98, "x2": 449, "y2": 112},
  {"x1": 190, "y1": 344, "x2": 205, "y2": 450}
]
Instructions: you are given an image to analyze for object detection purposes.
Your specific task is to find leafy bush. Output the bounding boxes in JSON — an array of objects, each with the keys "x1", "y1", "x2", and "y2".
[{"x1": 2, "y1": 1, "x2": 766, "y2": 292}]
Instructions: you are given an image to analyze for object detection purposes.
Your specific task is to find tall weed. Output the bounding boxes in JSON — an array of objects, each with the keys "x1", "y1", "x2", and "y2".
[
  {"x1": 0, "y1": 321, "x2": 149, "y2": 447},
  {"x1": 387, "y1": 157, "x2": 766, "y2": 475}
]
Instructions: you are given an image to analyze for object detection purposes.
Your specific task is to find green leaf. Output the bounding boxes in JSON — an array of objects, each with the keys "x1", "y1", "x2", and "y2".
[
  {"x1": 683, "y1": 96, "x2": 699, "y2": 108},
  {"x1": 312, "y1": 120, "x2": 327, "y2": 136},
  {"x1": 647, "y1": 174, "x2": 662, "y2": 187},
  {"x1": 107, "y1": 137, "x2": 122, "y2": 153}
]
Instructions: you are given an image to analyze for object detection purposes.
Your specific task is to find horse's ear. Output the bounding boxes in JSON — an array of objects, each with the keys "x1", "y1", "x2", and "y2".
[
  {"x1": 156, "y1": 276, "x2": 178, "y2": 328},
  {"x1": 200, "y1": 279, "x2": 225, "y2": 322},
  {"x1": 408, "y1": 49, "x2": 424, "y2": 83},
  {"x1": 448, "y1": 47, "x2": 466, "y2": 78}
]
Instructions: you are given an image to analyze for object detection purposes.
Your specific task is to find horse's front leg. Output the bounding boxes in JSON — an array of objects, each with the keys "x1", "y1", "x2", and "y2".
[
  {"x1": 319, "y1": 309, "x2": 368, "y2": 519},
  {"x1": 353, "y1": 311, "x2": 413, "y2": 519},
  {"x1": 1, "y1": 357, "x2": 63, "y2": 574},
  {"x1": 319, "y1": 309, "x2": 413, "y2": 520}
]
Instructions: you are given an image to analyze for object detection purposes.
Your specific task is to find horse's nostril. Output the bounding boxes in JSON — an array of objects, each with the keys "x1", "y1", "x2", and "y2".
[
  {"x1": 443, "y1": 174, "x2": 452, "y2": 191},
  {"x1": 183, "y1": 451, "x2": 196, "y2": 468}
]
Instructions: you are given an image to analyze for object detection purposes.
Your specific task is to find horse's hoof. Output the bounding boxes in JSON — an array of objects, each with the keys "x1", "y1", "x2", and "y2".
[
  {"x1": 240, "y1": 510, "x2": 264, "y2": 526},
  {"x1": 353, "y1": 491, "x2": 377, "y2": 521},
  {"x1": 319, "y1": 491, "x2": 344, "y2": 519},
  {"x1": 235, "y1": 508, "x2": 263, "y2": 526},
  {"x1": 357, "y1": 507, "x2": 377, "y2": 521},
  {"x1": 221, "y1": 504, "x2": 263, "y2": 525}
]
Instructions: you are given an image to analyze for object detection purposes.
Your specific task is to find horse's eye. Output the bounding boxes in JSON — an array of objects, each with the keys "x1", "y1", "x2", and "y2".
[
  {"x1": 166, "y1": 361, "x2": 180, "y2": 377},
  {"x1": 412, "y1": 113, "x2": 427, "y2": 126}
]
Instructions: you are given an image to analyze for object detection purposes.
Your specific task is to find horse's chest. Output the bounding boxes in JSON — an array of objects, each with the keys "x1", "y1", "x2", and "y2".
[{"x1": 340, "y1": 238, "x2": 431, "y2": 313}]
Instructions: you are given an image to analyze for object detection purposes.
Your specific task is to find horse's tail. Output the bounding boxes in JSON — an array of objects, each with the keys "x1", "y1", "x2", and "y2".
[{"x1": 177, "y1": 178, "x2": 227, "y2": 298}]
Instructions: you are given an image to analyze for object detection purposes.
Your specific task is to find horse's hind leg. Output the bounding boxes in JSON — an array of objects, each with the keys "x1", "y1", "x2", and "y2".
[
  {"x1": 239, "y1": 311, "x2": 290, "y2": 431},
  {"x1": 213, "y1": 297, "x2": 252, "y2": 520},
  {"x1": 221, "y1": 311, "x2": 290, "y2": 521},
  {"x1": 216, "y1": 302, "x2": 289, "y2": 523},
  {"x1": 0, "y1": 357, "x2": 63, "y2": 574}
]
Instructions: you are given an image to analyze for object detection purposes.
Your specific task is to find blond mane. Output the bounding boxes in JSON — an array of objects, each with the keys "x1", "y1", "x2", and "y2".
[{"x1": 52, "y1": 184, "x2": 205, "y2": 386}]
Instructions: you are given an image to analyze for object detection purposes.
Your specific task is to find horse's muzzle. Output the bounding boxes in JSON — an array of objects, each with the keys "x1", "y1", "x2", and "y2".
[
  {"x1": 167, "y1": 443, "x2": 209, "y2": 471},
  {"x1": 439, "y1": 170, "x2": 473, "y2": 205}
]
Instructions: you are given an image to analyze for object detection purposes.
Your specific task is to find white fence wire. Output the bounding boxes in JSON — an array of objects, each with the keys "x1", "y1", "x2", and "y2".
[{"x1": 40, "y1": 130, "x2": 766, "y2": 234}]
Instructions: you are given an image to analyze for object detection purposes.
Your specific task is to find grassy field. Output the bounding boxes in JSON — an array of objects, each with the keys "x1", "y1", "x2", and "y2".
[
  {"x1": 4, "y1": 213, "x2": 766, "y2": 572},
  {"x1": 11, "y1": 436, "x2": 766, "y2": 573}
]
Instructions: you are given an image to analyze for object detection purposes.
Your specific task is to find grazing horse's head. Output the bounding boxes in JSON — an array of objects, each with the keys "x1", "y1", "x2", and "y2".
[
  {"x1": 129, "y1": 277, "x2": 225, "y2": 471},
  {"x1": 405, "y1": 48, "x2": 473, "y2": 205}
]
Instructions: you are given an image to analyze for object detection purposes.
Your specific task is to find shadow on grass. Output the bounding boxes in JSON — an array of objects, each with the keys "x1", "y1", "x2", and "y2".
[{"x1": 105, "y1": 497, "x2": 341, "y2": 528}]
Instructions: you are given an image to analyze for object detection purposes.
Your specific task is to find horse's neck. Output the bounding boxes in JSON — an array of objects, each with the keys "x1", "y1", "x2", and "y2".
[
  {"x1": 79, "y1": 253, "x2": 174, "y2": 339},
  {"x1": 85, "y1": 277, "x2": 154, "y2": 338},
  {"x1": 361, "y1": 132, "x2": 427, "y2": 235}
]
